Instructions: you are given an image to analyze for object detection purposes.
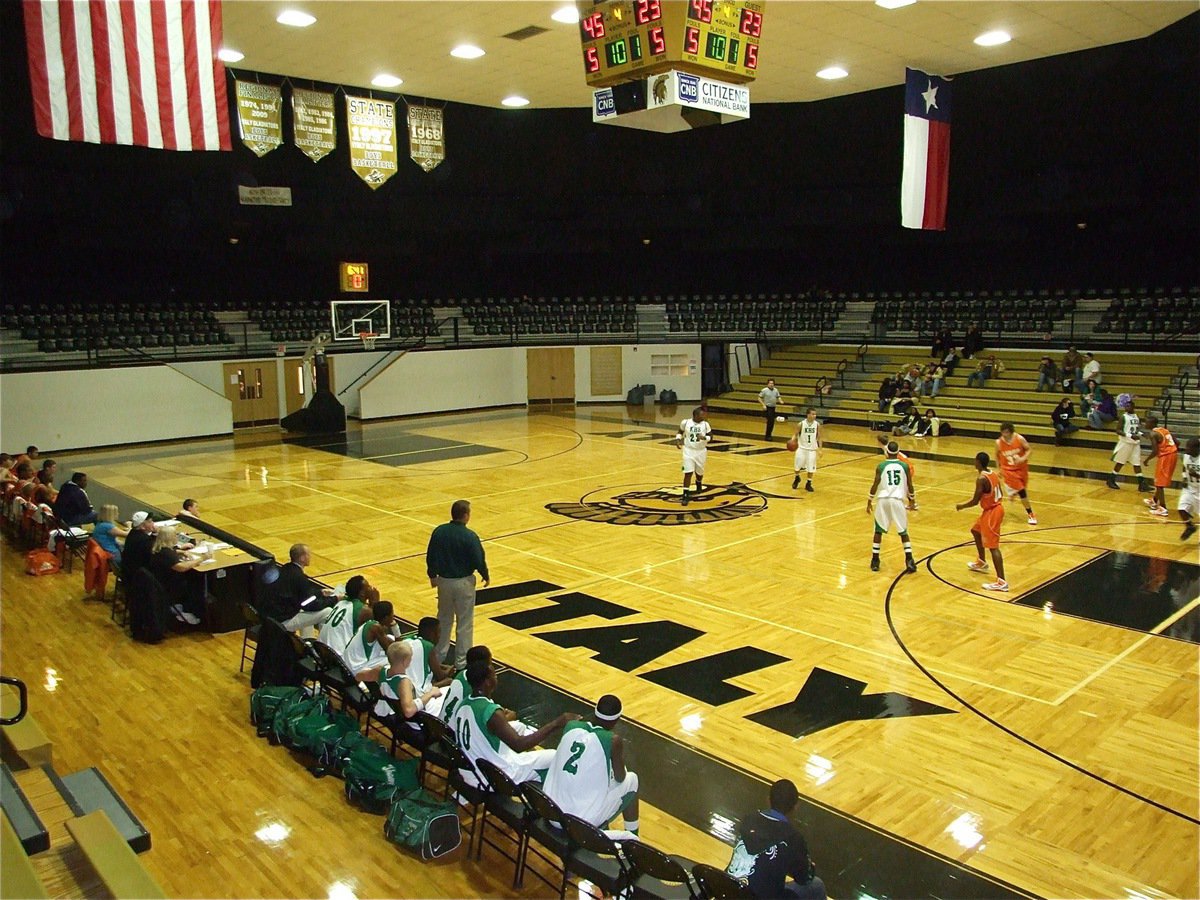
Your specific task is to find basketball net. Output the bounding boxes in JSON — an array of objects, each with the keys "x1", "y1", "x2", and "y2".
[{"x1": 359, "y1": 332, "x2": 378, "y2": 350}]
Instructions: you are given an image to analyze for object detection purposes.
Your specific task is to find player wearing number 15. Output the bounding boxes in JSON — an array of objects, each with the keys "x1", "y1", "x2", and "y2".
[
  {"x1": 450, "y1": 661, "x2": 579, "y2": 788},
  {"x1": 544, "y1": 694, "x2": 640, "y2": 835},
  {"x1": 866, "y1": 443, "x2": 917, "y2": 575}
]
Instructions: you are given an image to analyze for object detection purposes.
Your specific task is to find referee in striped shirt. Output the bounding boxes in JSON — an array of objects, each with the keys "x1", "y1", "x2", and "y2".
[{"x1": 426, "y1": 499, "x2": 489, "y2": 671}]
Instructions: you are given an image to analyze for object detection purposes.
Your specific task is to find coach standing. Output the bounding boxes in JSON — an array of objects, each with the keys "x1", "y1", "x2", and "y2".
[
  {"x1": 426, "y1": 499, "x2": 489, "y2": 672},
  {"x1": 759, "y1": 378, "x2": 783, "y2": 440}
]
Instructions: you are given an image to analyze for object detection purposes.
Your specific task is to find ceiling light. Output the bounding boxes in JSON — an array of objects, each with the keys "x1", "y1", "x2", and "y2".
[
  {"x1": 816, "y1": 67, "x2": 848, "y2": 80},
  {"x1": 974, "y1": 30, "x2": 1011, "y2": 46},
  {"x1": 450, "y1": 44, "x2": 485, "y2": 59},
  {"x1": 275, "y1": 10, "x2": 316, "y2": 27},
  {"x1": 501, "y1": 95, "x2": 529, "y2": 107},
  {"x1": 371, "y1": 74, "x2": 403, "y2": 88},
  {"x1": 217, "y1": 47, "x2": 244, "y2": 63},
  {"x1": 551, "y1": 6, "x2": 579, "y2": 23},
  {"x1": 875, "y1": 0, "x2": 916, "y2": 8}
]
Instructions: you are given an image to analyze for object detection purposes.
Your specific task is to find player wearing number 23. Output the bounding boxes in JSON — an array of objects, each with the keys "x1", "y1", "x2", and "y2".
[
  {"x1": 450, "y1": 660, "x2": 578, "y2": 788},
  {"x1": 676, "y1": 406, "x2": 713, "y2": 506}
]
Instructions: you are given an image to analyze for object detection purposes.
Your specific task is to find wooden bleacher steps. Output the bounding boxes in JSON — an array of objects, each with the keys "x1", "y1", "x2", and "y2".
[
  {"x1": 1, "y1": 814, "x2": 50, "y2": 900},
  {"x1": 66, "y1": 810, "x2": 164, "y2": 900},
  {"x1": 2, "y1": 764, "x2": 49, "y2": 855}
]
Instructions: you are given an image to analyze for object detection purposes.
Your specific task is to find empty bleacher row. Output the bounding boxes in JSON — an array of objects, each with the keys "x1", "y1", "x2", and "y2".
[
  {"x1": 1096, "y1": 289, "x2": 1200, "y2": 335},
  {"x1": 869, "y1": 289, "x2": 1076, "y2": 334},
  {"x1": 666, "y1": 293, "x2": 843, "y2": 334},
  {"x1": 248, "y1": 298, "x2": 440, "y2": 343},
  {"x1": 460, "y1": 297, "x2": 637, "y2": 336},
  {"x1": 3, "y1": 301, "x2": 232, "y2": 353}
]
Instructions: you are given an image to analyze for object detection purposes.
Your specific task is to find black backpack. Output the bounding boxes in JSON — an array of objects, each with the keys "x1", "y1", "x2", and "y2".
[{"x1": 129, "y1": 569, "x2": 168, "y2": 643}]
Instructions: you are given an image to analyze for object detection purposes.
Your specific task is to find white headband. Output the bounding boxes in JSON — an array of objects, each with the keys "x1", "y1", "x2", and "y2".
[{"x1": 595, "y1": 704, "x2": 621, "y2": 723}]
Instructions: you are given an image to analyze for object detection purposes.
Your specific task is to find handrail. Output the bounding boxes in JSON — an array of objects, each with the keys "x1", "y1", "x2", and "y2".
[
  {"x1": 856, "y1": 339, "x2": 869, "y2": 372},
  {"x1": 836, "y1": 359, "x2": 849, "y2": 388},
  {"x1": 814, "y1": 376, "x2": 830, "y2": 407},
  {"x1": 0, "y1": 676, "x2": 28, "y2": 725},
  {"x1": 1161, "y1": 395, "x2": 1174, "y2": 426}
]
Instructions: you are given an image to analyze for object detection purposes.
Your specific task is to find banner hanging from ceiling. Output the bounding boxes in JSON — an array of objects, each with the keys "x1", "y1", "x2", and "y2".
[
  {"x1": 292, "y1": 88, "x2": 337, "y2": 162},
  {"x1": 234, "y1": 81, "x2": 283, "y2": 157},
  {"x1": 345, "y1": 95, "x2": 398, "y2": 189},
  {"x1": 406, "y1": 104, "x2": 445, "y2": 172}
]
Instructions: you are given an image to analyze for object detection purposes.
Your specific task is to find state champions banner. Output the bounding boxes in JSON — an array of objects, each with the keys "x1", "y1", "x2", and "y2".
[
  {"x1": 234, "y1": 81, "x2": 283, "y2": 157},
  {"x1": 406, "y1": 104, "x2": 445, "y2": 172},
  {"x1": 292, "y1": 88, "x2": 336, "y2": 162},
  {"x1": 345, "y1": 95, "x2": 398, "y2": 189}
]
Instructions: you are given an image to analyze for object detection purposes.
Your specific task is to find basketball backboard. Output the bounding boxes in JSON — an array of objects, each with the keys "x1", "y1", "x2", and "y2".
[{"x1": 330, "y1": 299, "x2": 391, "y2": 341}]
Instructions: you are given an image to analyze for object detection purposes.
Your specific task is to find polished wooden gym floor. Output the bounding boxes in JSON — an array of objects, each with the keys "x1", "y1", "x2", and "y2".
[{"x1": 3, "y1": 404, "x2": 1197, "y2": 899}]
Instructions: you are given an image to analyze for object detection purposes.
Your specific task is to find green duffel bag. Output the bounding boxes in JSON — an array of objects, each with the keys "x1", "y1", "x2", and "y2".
[
  {"x1": 272, "y1": 695, "x2": 328, "y2": 748},
  {"x1": 344, "y1": 745, "x2": 419, "y2": 813},
  {"x1": 293, "y1": 710, "x2": 362, "y2": 775},
  {"x1": 383, "y1": 788, "x2": 462, "y2": 860},
  {"x1": 250, "y1": 685, "x2": 305, "y2": 736}
]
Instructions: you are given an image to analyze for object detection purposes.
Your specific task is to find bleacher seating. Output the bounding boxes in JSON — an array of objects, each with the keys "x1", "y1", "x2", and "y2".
[
  {"x1": 665, "y1": 291, "x2": 842, "y2": 335},
  {"x1": 4, "y1": 300, "x2": 233, "y2": 353},
  {"x1": 869, "y1": 288, "x2": 1077, "y2": 334},
  {"x1": 461, "y1": 296, "x2": 637, "y2": 337},
  {"x1": 1094, "y1": 287, "x2": 1200, "y2": 336}
]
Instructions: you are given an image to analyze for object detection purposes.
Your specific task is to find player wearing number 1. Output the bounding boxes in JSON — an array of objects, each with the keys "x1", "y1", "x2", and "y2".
[
  {"x1": 544, "y1": 694, "x2": 640, "y2": 836},
  {"x1": 450, "y1": 660, "x2": 578, "y2": 788},
  {"x1": 676, "y1": 407, "x2": 713, "y2": 506},
  {"x1": 866, "y1": 442, "x2": 918, "y2": 574},
  {"x1": 791, "y1": 408, "x2": 822, "y2": 492}
]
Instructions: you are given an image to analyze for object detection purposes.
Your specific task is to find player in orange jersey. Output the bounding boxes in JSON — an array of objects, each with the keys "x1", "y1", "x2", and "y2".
[
  {"x1": 1141, "y1": 416, "x2": 1178, "y2": 517},
  {"x1": 996, "y1": 423, "x2": 1036, "y2": 525},
  {"x1": 956, "y1": 451, "x2": 1008, "y2": 592}
]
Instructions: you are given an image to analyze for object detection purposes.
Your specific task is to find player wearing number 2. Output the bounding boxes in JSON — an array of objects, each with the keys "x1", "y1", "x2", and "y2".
[
  {"x1": 544, "y1": 694, "x2": 641, "y2": 835},
  {"x1": 867, "y1": 442, "x2": 918, "y2": 574},
  {"x1": 676, "y1": 406, "x2": 713, "y2": 505},
  {"x1": 791, "y1": 408, "x2": 822, "y2": 492}
]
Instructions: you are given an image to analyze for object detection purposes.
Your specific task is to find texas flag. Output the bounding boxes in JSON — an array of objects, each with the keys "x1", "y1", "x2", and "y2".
[{"x1": 901, "y1": 68, "x2": 952, "y2": 230}]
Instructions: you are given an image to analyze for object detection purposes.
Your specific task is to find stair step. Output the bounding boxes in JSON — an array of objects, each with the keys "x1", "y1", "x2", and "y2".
[{"x1": 2, "y1": 763, "x2": 49, "y2": 855}]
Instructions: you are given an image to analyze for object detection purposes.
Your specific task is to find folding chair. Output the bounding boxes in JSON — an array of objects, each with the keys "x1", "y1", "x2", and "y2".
[
  {"x1": 238, "y1": 602, "x2": 261, "y2": 673},
  {"x1": 308, "y1": 640, "x2": 373, "y2": 719},
  {"x1": 691, "y1": 864, "x2": 753, "y2": 899},
  {"x1": 474, "y1": 759, "x2": 534, "y2": 884},
  {"x1": 518, "y1": 781, "x2": 574, "y2": 898},
  {"x1": 623, "y1": 840, "x2": 700, "y2": 899},
  {"x1": 441, "y1": 742, "x2": 489, "y2": 859},
  {"x1": 563, "y1": 814, "x2": 635, "y2": 899},
  {"x1": 414, "y1": 710, "x2": 455, "y2": 795}
]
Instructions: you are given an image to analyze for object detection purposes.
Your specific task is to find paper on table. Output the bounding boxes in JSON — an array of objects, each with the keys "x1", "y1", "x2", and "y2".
[
  {"x1": 207, "y1": 542, "x2": 232, "y2": 552},
  {"x1": 156, "y1": 518, "x2": 181, "y2": 528}
]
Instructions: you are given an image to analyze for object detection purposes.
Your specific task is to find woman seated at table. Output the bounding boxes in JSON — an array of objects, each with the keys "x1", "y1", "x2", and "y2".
[
  {"x1": 92, "y1": 504, "x2": 130, "y2": 565},
  {"x1": 149, "y1": 526, "x2": 207, "y2": 625}
]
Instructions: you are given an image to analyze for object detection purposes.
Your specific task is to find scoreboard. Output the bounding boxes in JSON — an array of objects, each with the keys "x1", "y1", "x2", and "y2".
[
  {"x1": 338, "y1": 262, "x2": 369, "y2": 293},
  {"x1": 580, "y1": 0, "x2": 764, "y2": 88}
]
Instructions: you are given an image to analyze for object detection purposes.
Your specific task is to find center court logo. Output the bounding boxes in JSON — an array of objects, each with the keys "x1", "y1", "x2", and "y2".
[{"x1": 546, "y1": 482, "x2": 768, "y2": 526}]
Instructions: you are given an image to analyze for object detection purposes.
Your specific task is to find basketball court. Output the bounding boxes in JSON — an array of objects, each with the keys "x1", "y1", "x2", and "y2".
[{"x1": 5, "y1": 403, "x2": 1195, "y2": 899}]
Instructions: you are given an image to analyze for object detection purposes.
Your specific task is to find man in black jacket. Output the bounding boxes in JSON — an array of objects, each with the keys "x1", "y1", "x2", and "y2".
[
  {"x1": 1051, "y1": 397, "x2": 1079, "y2": 444},
  {"x1": 264, "y1": 543, "x2": 334, "y2": 631},
  {"x1": 121, "y1": 512, "x2": 157, "y2": 582},
  {"x1": 53, "y1": 472, "x2": 97, "y2": 525},
  {"x1": 727, "y1": 779, "x2": 825, "y2": 898}
]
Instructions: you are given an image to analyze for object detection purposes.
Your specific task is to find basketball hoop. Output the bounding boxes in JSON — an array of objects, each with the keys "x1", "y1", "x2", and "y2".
[{"x1": 358, "y1": 332, "x2": 378, "y2": 350}]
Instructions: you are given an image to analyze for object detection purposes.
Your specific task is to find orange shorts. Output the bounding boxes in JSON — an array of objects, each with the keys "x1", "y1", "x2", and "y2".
[
  {"x1": 973, "y1": 505, "x2": 1005, "y2": 549},
  {"x1": 1154, "y1": 454, "x2": 1178, "y2": 488},
  {"x1": 1000, "y1": 466, "x2": 1028, "y2": 493}
]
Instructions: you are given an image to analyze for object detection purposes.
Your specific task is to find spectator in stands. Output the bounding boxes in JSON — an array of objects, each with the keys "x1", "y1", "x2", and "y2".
[
  {"x1": 149, "y1": 525, "x2": 205, "y2": 625},
  {"x1": 966, "y1": 355, "x2": 1004, "y2": 389},
  {"x1": 962, "y1": 323, "x2": 984, "y2": 359},
  {"x1": 450, "y1": 660, "x2": 578, "y2": 788},
  {"x1": 1035, "y1": 356, "x2": 1058, "y2": 392},
  {"x1": 1081, "y1": 352, "x2": 1101, "y2": 385},
  {"x1": 912, "y1": 409, "x2": 938, "y2": 438},
  {"x1": 876, "y1": 375, "x2": 897, "y2": 413},
  {"x1": 902, "y1": 364, "x2": 923, "y2": 389},
  {"x1": 13, "y1": 462, "x2": 36, "y2": 493},
  {"x1": 1051, "y1": 398, "x2": 1079, "y2": 443},
  {"x1": 18, "y1": 446, "x2": 40, "y2": 465},
  {"x1": 121, "y1": 512, "x2": 157, "y2": 582},
  {"x1": 893, "y1": 407, "x2": 922, "y2": 436},
  {"x1": 930, "y1": 363, "x2": 947, "y2": 397},
  {"x1": 177, "y1": 498, "x2": 199, "y2": 519},
  {"x1": 34, "y1": 469, "x2": 57, "y2": 504},
  {"x1": 1085, "y1": 388, "x2": 1117, "y2": 429},
  {"x1": 92, "y1": 504, "x2": 131, "y2": 564},
  {"x1": 940, "y1": 346, "x2": 960, "y2": 375},
  {"x1": 1062, "y1": 346, "x2": 1084, "y2": 391},
  {"x1": 264, "y1": 543, "x2": 336, "y2": 632},
  {"x1": 889, "y1": 381, "x2": 915, "y2": 416},
  {"x1": 931, "y1": 325, "x2": 952, "y2": 360},
  {"x1": 39, "y1": 458, "x2": 57, "y2": 482},
  {"x1": 0, "y1": 454, "x2": 17, "y2": 486},
  {"x1": 53, "y1": 472, "x2": 97, "y2": 526},
  {"x1": 726, "y1": 779, "x2": 826, "y2": 899},
  {"x1": 544, "y1": 693, "x2": 641, "y2": 836}
]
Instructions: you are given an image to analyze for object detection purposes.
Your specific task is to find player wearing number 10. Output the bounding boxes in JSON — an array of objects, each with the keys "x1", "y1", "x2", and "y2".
[
  {"x1": 450, "y1": 661, "x2": 579, "y2": 788},
  {"x1": 544, "y1": 694, "x2": 640, "y2": 836},
  {"x1": 867, "y1": 443, "x2": 918, "y2": 574}
]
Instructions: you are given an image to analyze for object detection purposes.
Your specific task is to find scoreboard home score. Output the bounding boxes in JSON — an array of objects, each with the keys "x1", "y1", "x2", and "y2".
[{"x1": 580, "y1": 0, "x2": 764, "y2": 88}]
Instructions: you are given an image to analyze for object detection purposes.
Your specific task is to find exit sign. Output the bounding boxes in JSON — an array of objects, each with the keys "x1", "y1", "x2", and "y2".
[{"x1": 339, "y1": 262, "x2": 369, "y2": 293}]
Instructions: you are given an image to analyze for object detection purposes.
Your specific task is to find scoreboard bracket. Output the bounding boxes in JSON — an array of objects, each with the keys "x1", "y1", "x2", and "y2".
[{"x1": 593, "y1": 70, "x2": 749, "y2": 132}]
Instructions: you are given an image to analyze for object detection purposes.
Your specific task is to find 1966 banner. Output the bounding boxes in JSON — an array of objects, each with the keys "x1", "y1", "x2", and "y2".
[
  {"x1": 345, "y1": 95, "x2": 397, "y2": 189},
  {"x1": 235, "y1": 81, "x2": 282, "y2": 157},
  {"x1": 406, "y1": 104, "x2": 445, "y2": 172},
  {"x1": 292, "y1": 88, "x2": 336, "y2": 162}
]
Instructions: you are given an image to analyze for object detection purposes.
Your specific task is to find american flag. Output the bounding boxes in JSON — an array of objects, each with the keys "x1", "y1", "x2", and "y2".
[
  {"x1": 22, "y1": 0, "x2": 231, "y2": 151},
  {"x1": 901, "y1": 67, "x2": 952, "y2": 230}
]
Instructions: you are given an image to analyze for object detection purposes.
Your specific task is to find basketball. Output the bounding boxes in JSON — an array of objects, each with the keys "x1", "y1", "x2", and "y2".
[{"x1": 786, "y1": 437, "x2": 798, "y2": 451}]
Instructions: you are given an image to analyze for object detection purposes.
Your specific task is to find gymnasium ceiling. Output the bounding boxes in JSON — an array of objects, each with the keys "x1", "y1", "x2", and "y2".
[{"x1": 221, "y1": 1, "x2": 1196, "y2": 108}]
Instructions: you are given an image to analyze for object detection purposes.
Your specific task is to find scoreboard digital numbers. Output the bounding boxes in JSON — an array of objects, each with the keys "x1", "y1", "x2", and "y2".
[
  {"x1": 338, "y1": 262, "x2": 369, "y2": 293},
  {"x1": 580, "y1": 0, "x2": 763, "y2": 87}
]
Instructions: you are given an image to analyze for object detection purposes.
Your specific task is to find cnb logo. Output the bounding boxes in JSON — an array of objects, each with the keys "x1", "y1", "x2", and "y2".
[
  {"x1": 677, "y1": 73, "x2": 700, "y2": 103},
  {"x1": 546, "y1": 482, "x2": 767, "y2": 526},
  {"x1": 594, "y1": 89, "x2": 615, "y2": 117}
]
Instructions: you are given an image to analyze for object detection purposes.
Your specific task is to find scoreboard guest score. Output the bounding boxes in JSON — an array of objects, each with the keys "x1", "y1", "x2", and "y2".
[
  {"x1": 338, "y1": 262, "x2": 369, "y2": 293},
  {"x1": 580, "y1": 0, "x2": 764, "y2": 88}
]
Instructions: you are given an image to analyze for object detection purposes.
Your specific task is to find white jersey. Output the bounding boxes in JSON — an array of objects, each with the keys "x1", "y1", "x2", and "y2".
[
  {"x1": 544, "y1": 721, "x2": 616, "y2": 821},
  {"x1": 316, "y1": 598, "x2": 363, "y2": 656},
  {"x1": 439, "y1": 671, "x2": 470, "y2": 725},
  {"x1": 875, "y1": 459, "x2": 911, "y2": 501},
  {"x1": 796, "y1": 419, "x2": 820, "y2": 450},
  {"x1": 679, "y1": 418, "x2": 711, "y2": 451},
  {"x1": 451, "y1": 694, "x2": 555, "y2": 787},
  {"x1": 403, "y1": 636, "x2": 436, "y2": 694},
  {"x1": 1183, "y1": 454, "x2": 1200, "y2": 490},
  {"x1": 1116, "y1": 412, "x2": 1141, "y2": 445},
  {"x1": 343, "y1": 619, "x2": 387, "y2": 675}
]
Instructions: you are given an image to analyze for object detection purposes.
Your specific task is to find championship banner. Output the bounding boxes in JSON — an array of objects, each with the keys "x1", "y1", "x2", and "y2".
[
  {"x1": 292, "y1": 88, "x2": 336, "y2": 162},
  {"x1": 406, "y1": 104, "x2": 445, "y2": 172},
  {"x1": 234, "y1": 81, "x2": 283, "y2": 157},
  {"x1": 345, "y1": 95, "x2": 398, "y2": 189}
]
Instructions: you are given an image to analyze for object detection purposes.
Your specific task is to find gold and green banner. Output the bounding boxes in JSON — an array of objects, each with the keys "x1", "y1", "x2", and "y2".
[
  {"x1": 345, "y1": 95, "x2": 398, "y2": 190},
  {"x1": 234, "y1": 81, "x2": 282, "y2": 157},
  {"x1": 292, "y1": 88, "x2": 336, "y2": 162},
  {"x1": 406, "y1": 104, "x2": 445, "y2": 172}
]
